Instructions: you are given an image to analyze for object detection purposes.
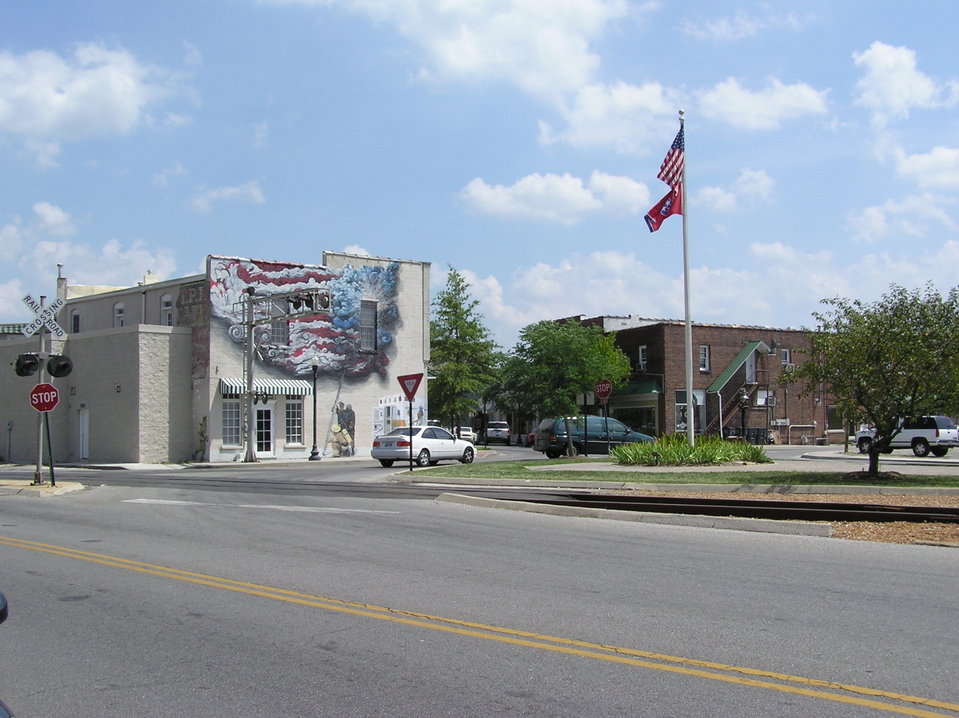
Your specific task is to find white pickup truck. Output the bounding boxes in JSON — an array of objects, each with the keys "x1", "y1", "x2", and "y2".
[{"x1": 855, "y1": 416, "x2": 959, "y2": 457}]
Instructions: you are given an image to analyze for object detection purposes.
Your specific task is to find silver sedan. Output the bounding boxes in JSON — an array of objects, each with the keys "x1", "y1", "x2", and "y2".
[{"x1": 372, "y1": 426, "x2": 476, "y2": 467}]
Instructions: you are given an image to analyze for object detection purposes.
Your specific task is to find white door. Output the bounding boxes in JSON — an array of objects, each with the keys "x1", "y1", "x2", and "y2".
[
  {"x1": 255, "y1": 406, "x2": 274, "y2": 457},
  {"x1": 78, "y1": 409, "x2": 90, "y2": 460}
]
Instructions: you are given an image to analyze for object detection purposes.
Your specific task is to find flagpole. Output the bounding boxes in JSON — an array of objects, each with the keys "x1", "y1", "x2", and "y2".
[{"x1": 679, "y1": 109, "x2": 694, "y2": 447}]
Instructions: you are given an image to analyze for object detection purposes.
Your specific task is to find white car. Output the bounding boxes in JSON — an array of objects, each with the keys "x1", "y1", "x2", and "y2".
[
  {"x1": 855, "y1": 416, "x2": 959, "y2": 457},
  {"x1": 372, "y1": 426, "x2": 476, "y2": 467},
  {"x1": 481, "y1": 420, "x2": 510, "y2": 444},
  {"x1": 453, "y1": 426, "x2": 477, "y2": 443}
]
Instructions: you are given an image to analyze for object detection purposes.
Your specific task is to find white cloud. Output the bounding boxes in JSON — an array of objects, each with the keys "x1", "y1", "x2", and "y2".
[
  {"x1": 270, "y1": 0, "x2": 631, "y2": 102},
  {"x1": 459, "y1": 171, "x2": 649, "y2": 224},
  {"x1": 538, "y1": 81, "x2": 680, "y2": 153},
  {"x1": 853, "y1": 41, "x2": 959, "y2": 125},
  {"x1": 17, "y1": 238, "x2": 178, "y2": 290},
  {"x1": 846, "y1": 194, "x2": 956, "y2": 243},
  {"x1": 699, "y1": 77, "x2": 828, "y2": 129},
  {"x1": 33, "y1": 202, "x2": 76, "y2": 236},
  {"x1": 0, "y1": 220, "x2": 23, "y2": 262},
  {"x1": 341, "y1": 245, "x2": 371, "y2": 256},
  {"x1": 252, "y1": 121, "x2": 270, "y2": 148},
  {"x1": 467, "y1": 239, "x2": 959, "y2": 347},
  {"x1": 681, "y1": 9, "x2": 816, "y2": 41},
  {"x1": 696, "y1": 168, "x2": 774, "y2": 212},
  {"x1": 895, "y1": 145, "x2": 959, "y2": 190},
  {"x1": 153, "y1": 162, "x2": 188, "y2": 187},
  {"x1": 191, "y1": 181, "x2": 266, "y2": 212},
  {"x1": 0, "y1": 43, "x2": 180, "y2": 164}
]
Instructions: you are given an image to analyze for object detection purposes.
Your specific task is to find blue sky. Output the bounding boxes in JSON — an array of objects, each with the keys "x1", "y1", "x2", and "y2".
[{"x1": 2, "y1": 1, "x2": 958, "y2": 347}]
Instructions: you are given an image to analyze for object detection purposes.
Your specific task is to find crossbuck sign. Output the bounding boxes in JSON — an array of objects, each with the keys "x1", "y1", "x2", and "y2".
[{"x1": 22, "y1": 295, "x2": 66, "y2": 339}]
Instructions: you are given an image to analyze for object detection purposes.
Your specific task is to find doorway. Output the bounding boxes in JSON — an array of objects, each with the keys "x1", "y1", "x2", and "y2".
[
  {"x1": 78, "y1": 408, "x2": 90, "y2": 460},
  {"x1": 255, "y1": 406, "x2": 274, "y2": 457}
]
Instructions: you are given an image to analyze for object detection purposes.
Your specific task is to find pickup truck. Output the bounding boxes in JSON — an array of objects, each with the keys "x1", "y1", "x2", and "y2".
[{"x1": 855, "y1": 416, "x2": 959, "y2": 457}]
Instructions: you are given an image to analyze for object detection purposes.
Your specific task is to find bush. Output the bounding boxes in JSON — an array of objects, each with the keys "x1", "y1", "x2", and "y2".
[{"x1": 610, "y1": 434, "x2": 772, "y2": 466}]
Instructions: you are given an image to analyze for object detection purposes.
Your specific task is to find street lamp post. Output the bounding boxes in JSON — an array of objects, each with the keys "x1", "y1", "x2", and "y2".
[
  {"x1": 739, "y1": 388, "x2": 750, "y2": 442},
  {"x1": 309, "y1": 353, "x2": 320, "y2": 461}
]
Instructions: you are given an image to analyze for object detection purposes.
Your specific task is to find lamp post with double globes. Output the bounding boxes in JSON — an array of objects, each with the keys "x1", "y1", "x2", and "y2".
[
  {"x1": 738, "y1": 388, "x2": 750, "y2": 441},
  {"x1": 309, "y1": 353, "x2": 321, "y2": 461}
]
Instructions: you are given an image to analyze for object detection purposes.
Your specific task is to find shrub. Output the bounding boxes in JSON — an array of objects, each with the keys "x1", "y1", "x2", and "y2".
[{"x1": 611, "y1": 434, "x2": 772, "y2": 466}]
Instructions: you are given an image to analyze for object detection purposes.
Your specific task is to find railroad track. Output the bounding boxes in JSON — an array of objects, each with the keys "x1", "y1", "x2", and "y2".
[{"x1": 499, "y1": 493, "x2": 959, "y2": 523}]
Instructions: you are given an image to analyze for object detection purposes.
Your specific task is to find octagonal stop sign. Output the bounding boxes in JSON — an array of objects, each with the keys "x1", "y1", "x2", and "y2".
[
  {"x1": 595, "y1": 379, "x2": 612, "y2": 404},
  {"x1": 30, "y1": 383, "x2": 60, "y2": 413}
]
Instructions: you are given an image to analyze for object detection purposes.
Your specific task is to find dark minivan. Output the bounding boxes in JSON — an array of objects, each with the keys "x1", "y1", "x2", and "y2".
[{"x1": 534, "y1": 415, "x2": 653, "y2": 458}]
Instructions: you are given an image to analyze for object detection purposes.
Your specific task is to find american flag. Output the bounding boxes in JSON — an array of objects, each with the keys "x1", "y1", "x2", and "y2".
[{"x1": 657, "y1": 126, "x2": 684, "y2": 188}]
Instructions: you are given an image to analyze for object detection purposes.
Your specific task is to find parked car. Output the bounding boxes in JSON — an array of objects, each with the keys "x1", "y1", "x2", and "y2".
[
  {"x1": 372, "y1": 426, "x2": 475, "y2": 467},
  {"x1": 452, "y1": 426, "x2": 477, "y2": 443},
  {"x1": 855, "y1": 416, "x2": 959, "y2": 457},
  {"x1": 534, "y1": 415, "x2": 653, "y2": 459},
  {"x1": 481, "y1": 420, "x2": 511, "y2": 444}
]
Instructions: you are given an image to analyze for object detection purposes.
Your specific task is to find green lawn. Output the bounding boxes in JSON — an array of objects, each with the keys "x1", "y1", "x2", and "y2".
[{"x1": 417, "y1": 458, "x2": 959, "y2": 488}]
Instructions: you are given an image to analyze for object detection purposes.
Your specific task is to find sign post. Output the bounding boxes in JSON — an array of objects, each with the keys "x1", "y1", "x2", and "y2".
[
  {"x1": 21, "y1": 294, "x2": 66, "y2": 485},
  {"x1": 595, "y1": 379, "x2": 612, "y2": 455},
  {"x1": 397, "y1": 373, "x2": 423, "y2": 471}
]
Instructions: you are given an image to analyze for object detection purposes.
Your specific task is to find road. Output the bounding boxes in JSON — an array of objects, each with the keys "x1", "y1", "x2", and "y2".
[{"x1": 0, "y1": 450, "x2": 957, "y2": 717}]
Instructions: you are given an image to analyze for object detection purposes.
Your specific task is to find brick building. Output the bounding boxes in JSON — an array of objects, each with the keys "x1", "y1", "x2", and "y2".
[{"x1": 580, "y1": 316, "x2": 839, "y2": 444}]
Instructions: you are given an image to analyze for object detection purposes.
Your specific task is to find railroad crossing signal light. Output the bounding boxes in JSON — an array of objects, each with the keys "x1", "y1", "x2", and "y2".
[
  {"x1": 288, "y1": 291, "x2": 331, "y2": 313},
  {"x1": 14, "y1": 354, "x2": 40, "y2": 376},
  {"x1": 47, "y1": 354, "x2": 73, "y2": 378}
]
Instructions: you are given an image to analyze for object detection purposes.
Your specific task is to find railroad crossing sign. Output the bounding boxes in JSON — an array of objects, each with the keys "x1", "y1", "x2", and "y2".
[
  {"x1": 30, "y1": 383, "x2": 60, "y2": 413},
  {"x1": 21, "y1": 295, "x2": 66, "y2": 339}
]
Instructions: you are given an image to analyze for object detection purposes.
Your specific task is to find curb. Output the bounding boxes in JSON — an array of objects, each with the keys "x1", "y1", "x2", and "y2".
[
  {"x1": 436, "y1": 492, "x2": 834, "y2": 537},
  {"x1": 0, "y1": 481, "x2": 84, "y2": 497}
]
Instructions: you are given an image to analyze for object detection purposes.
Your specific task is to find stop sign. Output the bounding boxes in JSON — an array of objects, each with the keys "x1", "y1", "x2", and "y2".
[
  {"x1": 30, "y1": 383, "x2": 60, "y2": 413},
  {"x1": 595, "y1": 379, "x2": 612, "y2": 402}
]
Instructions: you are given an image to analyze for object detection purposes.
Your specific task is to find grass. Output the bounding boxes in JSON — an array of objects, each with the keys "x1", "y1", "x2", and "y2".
[
  {"x1": 611, "y1": 434, "x2": 773, "y2": 466},
  {"x1": 418, "y1": 458, "x2": 959, "y2": 488}
]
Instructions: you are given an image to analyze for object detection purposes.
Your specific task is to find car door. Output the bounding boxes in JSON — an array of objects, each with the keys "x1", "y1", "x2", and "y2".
[
  {"x1": 425, "y1": 427, "x2": 457, "y2": 459},
  {"x1": 605, "y1": 418, "x2": 632, "y2": 448}
]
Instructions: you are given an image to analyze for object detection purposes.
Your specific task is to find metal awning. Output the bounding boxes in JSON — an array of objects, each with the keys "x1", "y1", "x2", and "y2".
[
  {"x1": 613, "y1": 377, "x2": 663, "y2": 396},
  {"x1": 706, "y1": 340, "x2": 769, "y2": 393},
  {"x1": 218, "y1": 378, "x2": 313, "y2": 396}
]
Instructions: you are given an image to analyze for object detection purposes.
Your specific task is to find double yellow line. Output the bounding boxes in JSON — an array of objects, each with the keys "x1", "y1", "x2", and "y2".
[{"x1": 2, "y1": 534, "x2": 956, "y2": 717}]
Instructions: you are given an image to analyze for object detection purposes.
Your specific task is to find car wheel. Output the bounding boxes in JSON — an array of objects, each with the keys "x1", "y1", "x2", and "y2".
[
  {"x1": 912, "y1": 439, "x2": 931, "y2": 457},
  {"x1": 545, "y1": 450, "x2": 561, "y2": 459},
  {"x1": 565, "y1": 444, "x2": 579, "y2": 458},
  {"x1": 378, "y1": 459, "x2": 394, "y2": 467},
  {"x1": 931, "y1": 447, "x2": 949, "y2": 457},
  {"x1": 460, "y1": 446, "x2": 475, "y2": 464},
  {"x1": 857, "y1": 438, "x2": 871, "y2": 454},
  {"x1": 415, "y1": 448, "x2": 431, "y2": 467}
]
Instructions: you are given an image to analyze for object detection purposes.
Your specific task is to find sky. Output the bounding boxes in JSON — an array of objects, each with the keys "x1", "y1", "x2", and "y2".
[{"x1": 2, "y1": 0, "x2": 958, "y2": 349}]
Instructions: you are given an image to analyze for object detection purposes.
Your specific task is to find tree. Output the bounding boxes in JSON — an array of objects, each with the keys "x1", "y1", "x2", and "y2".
[
  {"x1": 504, "y1": 319, "x2": 631, "y2": 454},
  {"x1": 787, "y1": 284, "x2": 959, "y2": 475},
  {"x1": 429, "y1": 268, "x2": 499, "y2": 430}
]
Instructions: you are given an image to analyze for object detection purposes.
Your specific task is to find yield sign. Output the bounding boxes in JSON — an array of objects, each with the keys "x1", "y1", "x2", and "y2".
[{"x1": 397, "y1": 373, "x2": 423, "y2": 402}]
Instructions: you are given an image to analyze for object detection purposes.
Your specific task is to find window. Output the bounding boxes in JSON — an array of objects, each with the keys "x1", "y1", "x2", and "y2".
[
  {"x1": 359, "y1": 300, "x2": 377, "y2": 352},
  {"x1": 780, "y1": 348, "x2": 792, "y2": 365},
  {"x1": 222, "y1": 398, "x2": 242, "y2": 446},
  {"x1": 285, "y1": 397, "x2": 303, "y2": 444},
  {"x1": 271, "y1": 319, "x2": 289, "y2": 346},
  {"x1": 160, "y1": 294, "x2": 174, "y2": 326},
  {"x1": 675, "y1": 390, "x2": 704, "y2": 433},
  {"x1": 698, "y1": 345, "x2": 710, "y2": 372},
  {"x1": 71, "y1": 310, "x2": 80, "y2": 334},
  {"x1": 113, "y1": 302, "x2": 125, "y2": 328},
  {"x1": 637, "y1": 345, "x2": 648, "y2": 371}
]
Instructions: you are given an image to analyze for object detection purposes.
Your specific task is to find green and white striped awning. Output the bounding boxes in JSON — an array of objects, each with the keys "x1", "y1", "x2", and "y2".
[{"x1": 219, "y1": 378, "x2": 313, "y2": 396}]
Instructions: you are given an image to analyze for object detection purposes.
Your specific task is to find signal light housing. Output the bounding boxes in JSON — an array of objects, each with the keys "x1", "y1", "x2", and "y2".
[
  {"x1": 47, "y1": 355, "x2": 74, "y2": 378},
  {"x1": 14, "y1": 354, "x2": 41, "y2": 376}
]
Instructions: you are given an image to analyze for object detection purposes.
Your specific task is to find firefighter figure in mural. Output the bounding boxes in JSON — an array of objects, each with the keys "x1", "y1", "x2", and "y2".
[{"x1": 330, "y1": 401, "x2": 356, "y2": 457}]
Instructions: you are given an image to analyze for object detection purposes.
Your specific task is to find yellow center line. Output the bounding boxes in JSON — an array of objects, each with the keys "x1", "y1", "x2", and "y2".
[{"x1": 2, "y1": 535, "x2": 956, "y2": 717}]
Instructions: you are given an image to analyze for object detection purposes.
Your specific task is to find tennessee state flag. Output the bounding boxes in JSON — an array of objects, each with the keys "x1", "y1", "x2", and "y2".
[{"x1": 644, "y1": 184, "x2": 683, "y2": 232}]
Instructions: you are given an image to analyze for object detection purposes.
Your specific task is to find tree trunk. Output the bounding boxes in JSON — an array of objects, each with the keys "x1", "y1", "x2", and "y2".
[{"x1": 867, "y1": 447, "x2": 881, "y2": 475}]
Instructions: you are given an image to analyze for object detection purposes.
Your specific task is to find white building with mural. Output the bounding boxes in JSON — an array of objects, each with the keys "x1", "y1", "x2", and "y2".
[{"x1": 0, "y1": 253, "x2": 430, "y2": 464}]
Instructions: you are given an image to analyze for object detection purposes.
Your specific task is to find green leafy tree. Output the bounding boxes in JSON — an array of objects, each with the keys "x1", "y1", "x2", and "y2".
[
  {"x1": 429, "y1": 268, "x2": 499, "y2": 431},
  {"x1": 787, "y1": 284, "x2": 959, "y2": 475},
  {"x1": 505, "y1": 319, "x2": 631, "y2": 454}
]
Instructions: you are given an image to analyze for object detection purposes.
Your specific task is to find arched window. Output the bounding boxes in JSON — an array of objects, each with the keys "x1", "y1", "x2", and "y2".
[
  {"x1": 113, "y1": 302, "x2": 125, "y2": 328},
  {"x1": 160, "y1": 294, "x2": 174, "y2": 326}
]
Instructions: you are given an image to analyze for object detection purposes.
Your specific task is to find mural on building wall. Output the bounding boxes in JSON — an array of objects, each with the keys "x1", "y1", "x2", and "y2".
[{"x1": 208, "y1": 256, "x2": 400, "y2": 378}]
